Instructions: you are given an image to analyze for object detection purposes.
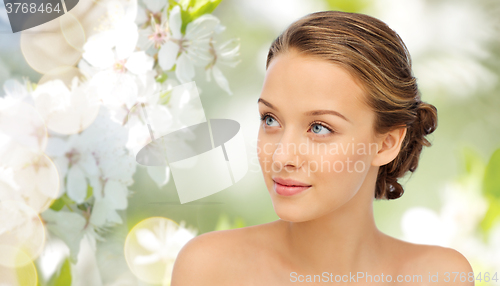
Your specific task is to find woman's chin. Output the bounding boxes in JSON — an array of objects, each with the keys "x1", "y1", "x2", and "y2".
[{"x1": 273, "y1": 204, "x2": 316, "y2": 223}]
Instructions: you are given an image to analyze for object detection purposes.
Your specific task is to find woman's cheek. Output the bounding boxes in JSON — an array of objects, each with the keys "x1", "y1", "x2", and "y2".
[
  {"x1": 309, "y1": 147, "x2": 370, "y2": 194},
  {"x1": 256, "y1": 133, "x2": 267, "y2": 167},
  {"x1": 257, "y1": 141, "x2": 274, "y2": 175}
]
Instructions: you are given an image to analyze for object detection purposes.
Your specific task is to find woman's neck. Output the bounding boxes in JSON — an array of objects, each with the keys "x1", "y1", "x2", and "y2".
[{"x1": 280, "y1": 166, "x2": 386, "y2": 274}]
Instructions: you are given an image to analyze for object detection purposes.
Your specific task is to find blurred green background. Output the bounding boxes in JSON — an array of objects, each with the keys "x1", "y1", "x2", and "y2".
[{"x1": 120, "y1": 0, "x2": 500, "y2": 240}]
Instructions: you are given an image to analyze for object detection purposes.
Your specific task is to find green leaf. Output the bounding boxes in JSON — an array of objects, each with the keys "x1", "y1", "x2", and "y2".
[
  {"x1": 47, "y1": 258, "x2": 72, "y2": 286},
  {"x1": 16, "y1": 260, "x2": 38, "y2": 286},
  {"x1": 156, "y1": 72, "x2": 169, "y2": 83},
  {"x1": 62, "y1": 193, "x2": 76, "y2": 205},
  {"x1": 479, "y1": 198, "x2": 500, "y2": 240},
  {"x1": 178, "y1": 0, "x2": 194, "y2": 10},
  {"x1": 85, "y1": 185, "x2": 93, "y2": 200},
  {"x1": 178, "y1": 0, "x2": 223, "y2": 34},
  {"x1": 55, "y1": 259, "x2": 72, "y2": 286},
  {"x1": 49, "y1": 193, "x2": 77, "y2": 211},
  {"x1": 50, "y1": 197, "x2": 65, "y2": 211},
  {"x1": 191, "y1": 0, "x2": 211, "y2": 10},
  {"x1": 189, "y1": 0, "x2": 222, "y2": 19},
  {"x1": 483, "y1": 148, "x2": 500, "y2": 199},
  {"x1": 180, "y1": 9, "x2": 192, "y2": 34}
]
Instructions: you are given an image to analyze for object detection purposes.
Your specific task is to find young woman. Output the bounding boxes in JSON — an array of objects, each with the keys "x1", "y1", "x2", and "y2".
[{"x1": 171, "y1": 11, "x2": 474, "y2": 285}]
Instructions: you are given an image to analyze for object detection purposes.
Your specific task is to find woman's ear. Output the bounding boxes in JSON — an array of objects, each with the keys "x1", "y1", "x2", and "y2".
[{"x1": 371, "y1": 127, "x2": 407, "y2": 167}]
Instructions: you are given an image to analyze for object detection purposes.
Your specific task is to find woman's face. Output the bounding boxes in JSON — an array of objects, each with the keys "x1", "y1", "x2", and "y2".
[{"x1": 257, "y1": 49, "x2": 380, "y2": 222}]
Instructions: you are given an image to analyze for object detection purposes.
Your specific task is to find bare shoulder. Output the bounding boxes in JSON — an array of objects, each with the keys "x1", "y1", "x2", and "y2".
[
  {"x1": 417, "y1": 245, "x2": 473, "y2": 285},
  {"x1": 393, "y1": 238, "x2": 474, "y2": 285},
  {"x1": 170, "y1": 221, "x2": 281, "y2": 286}
]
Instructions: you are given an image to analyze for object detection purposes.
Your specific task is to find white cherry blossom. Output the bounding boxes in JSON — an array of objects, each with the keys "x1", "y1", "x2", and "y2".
[
  {"x1": 45, "y1": 108, "x2": 136, "y2": 228},
  {"x1": 205, "y1": 37, "x2": 241, "y2": 95},
  {"x1": 132, "y1": 219, "x2": 197, "y2": 284},
  {"x1": 32, "y1": 77, "x2": 101, "y2": 135},
  {"x1": 134, "y1": 220, "x2": 196, "y2": 264},
  {"x1": 157, "y1": 5, "x2": 220, "y2": 83},
  {"x1": 82, "y1": 0, "x2": 154, "y2": 112},
  {"x1": 136, "y1": 0, "x2": 169, "y2": 27}
]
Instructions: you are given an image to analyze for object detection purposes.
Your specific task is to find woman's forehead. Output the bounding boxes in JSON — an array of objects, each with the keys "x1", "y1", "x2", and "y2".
[{"x1": 261, "y1": 51, "x2": 369, "y2": 114}]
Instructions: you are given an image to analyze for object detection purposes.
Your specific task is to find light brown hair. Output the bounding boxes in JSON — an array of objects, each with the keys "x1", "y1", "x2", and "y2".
[{"x1": 266, "y1": 11, "x2": 438, "y2": 200}]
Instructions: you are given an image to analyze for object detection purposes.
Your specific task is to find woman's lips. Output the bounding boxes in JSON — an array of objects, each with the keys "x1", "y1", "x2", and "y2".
[{"x1": 273, "y1": 179, "x2": 312, "y2": 196}]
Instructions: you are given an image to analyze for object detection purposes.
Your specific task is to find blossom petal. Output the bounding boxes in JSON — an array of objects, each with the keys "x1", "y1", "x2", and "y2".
[
  {"x1": 136, "y1": 71, "x2": 159, "y2": 104},
  {"x1": 45, "y1": 137, "x2": 69, "y2": 157},
  {"x1": 89, "y1": 200, "x2": 107, "y2": 226},
  {"x1": 88, "y1": 176, "x2": 103, "y2": 200},
  {"x1": 90, "y1": 71, "x2": 139, "y2": 108},
  {"x1": 123, "y1": 0, "x2": 138, "y2": 23},
  {"x1": 158, "y1": 41, "x2": 180, "y2": 71},
  {"x1": 147, "y1": 166, "x2": 170, "y2": 188},
  {"x1": 212, "y1": 65, "x2": 233, "y2": 95},
  {"x1": 125, "y1": 51, "x2": 154, "y2": 74},
  {"x1": 136, "y1": 5, "x2": 149, "y2": 25},
  {"x1": 115, "y1": 21, "x2": 139, "y2": 60},
  {"x1": 104, "y1": 180, "x2": 128, "y2": 210},
  {"x1": 168, "y1": 5, "x2": 182, "y2": 39},
  {"x1": 52, "y1": 156, "x2": 68, "y2": 198},
  {"x1": 186, "y1": 41, "x2": 212, "y2": 66},
  {"x1": 143, "y1": 0, "x2": 167, "y2": 13},
  {"x1": 3, "y1": 79, "x2": 28, "y2": 100},
  {"x1": 216, "y1": 39, "x2": 241, "y2": 67},
  {"x1": 82, "y1": 31, "x2": 116, "y2": 69},
  {"x1": 147, "y1": 104, "x2": 173, "y2": 138},
  {"x1": 135, "y1": 229, "x2": 162, "y2": 252},
  {"x1": 205, "y1": 68, "x2": 211, "y2": 82},
  {"x1": 79, "y1": 154, "x2": 99, "y2": 176},
  {"x1": 42, "y1": 209, "x2": 86, "y2": 263},
  {"x1": 90, "y1": 199, "x2": 123, "y2": 226},
  {"x1": 106, "y1": 207, "x2": 123, "y2": 224},
  {"x1": 185, "y1": 14, "x2": 220, "y2": 40},
  {"x1": 175, "y1": 53, "x2": 195, "y2": 83},
  {"x1": 134, "y1": 253, "x2": 161, "y2": 265},
  {"x1": 66, "y1": 165, "x2": 87, "y2": 204},
  {"x1": 214, "y1": 23, "x2": 226, "y2": 34}
]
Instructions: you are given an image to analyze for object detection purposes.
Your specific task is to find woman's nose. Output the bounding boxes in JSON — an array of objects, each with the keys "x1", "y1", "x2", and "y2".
[{"x1": 271, "y1": 133, "x2": 307, "y2": 170}]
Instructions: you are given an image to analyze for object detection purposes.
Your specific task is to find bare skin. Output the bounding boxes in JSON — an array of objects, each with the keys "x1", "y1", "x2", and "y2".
[{"x1": 171, "y1": 49, "x2": 474, "y2": 286}]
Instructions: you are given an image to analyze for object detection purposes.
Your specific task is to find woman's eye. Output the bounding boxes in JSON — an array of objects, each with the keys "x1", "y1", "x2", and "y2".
[
  {"x1": 262, "y1": 115, "x2": 280, "y2": 127},
  {"x1": 260, "y1": 115, "x2": 332, "y2": 135},
  {"x1": 310, "y1": 123, "x2": 332, "y2": 135}
]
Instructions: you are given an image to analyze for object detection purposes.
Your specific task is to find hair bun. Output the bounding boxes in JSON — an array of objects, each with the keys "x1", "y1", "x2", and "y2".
[{"x1": 416, "y1": 102, "x2": 438, "y2": 138}]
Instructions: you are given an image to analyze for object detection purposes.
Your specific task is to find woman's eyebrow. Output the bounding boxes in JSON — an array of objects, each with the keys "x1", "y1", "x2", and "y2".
[
  {"x1": 258, "y1": 98, "x2": 350, "y2": 123},
  {"x1": 257, "y1": 98, "x2": 278, "y2": 111},
  {"x1": 304, "y1": 110, "x2": 351, "y2": 123}
]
